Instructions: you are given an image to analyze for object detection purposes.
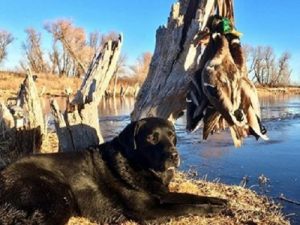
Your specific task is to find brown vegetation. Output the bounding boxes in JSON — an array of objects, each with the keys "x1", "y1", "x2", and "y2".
[
  {"x1": 44, "y1": 20, "x2": 99, "y2": 77},
  {"x1": 0, "y1": 68, "x2": 152, "y2": 101},
  {"x1": 0, "y1": 71, "x2": 81, "y2": 100},
  {"x1": 67, "y1": 172, "x2": 289, "y2": 225},
  {"x1": 0, "y1": 19, "x2": 152, "y2": 99},
  {"x1": 256, "y1": 85, "x2": 300, "y2": 95}
]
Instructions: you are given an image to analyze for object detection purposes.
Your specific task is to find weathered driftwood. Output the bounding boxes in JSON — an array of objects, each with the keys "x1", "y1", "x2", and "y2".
[
  {"x1": 51, "y1": 35, "x2": 123, "y2": 152},
  {"x1": 17, "y1": 71, "x2": 45, "y2": 133},
  {"x1": 112, "y1": 73, "x2": 118, "y2": 98},
  {"x1": 131, "y1": 0, "x2": 233, "y2": 120},
  {"x1": 0, "y1": 73, "x2": 44, "y2": 168}
]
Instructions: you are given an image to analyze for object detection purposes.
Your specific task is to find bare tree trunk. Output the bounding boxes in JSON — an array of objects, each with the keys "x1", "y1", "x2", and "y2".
[
  {"x1": 134, "y1": 84, "x2": 140, "y2": 98},
  {"x1": 50, "y1": 35, "x2": 123, "y2": 152},
  {"x1": 112, "y1": 73, "x2": 118, "y2": 98},
  {"x1": 131, "y1": 0, "x2": 232, "y2": 120},
  {"x1": 0, "y1": 72, "x2": 44, "y2": 168},
  {"x1": 120, "y1": 85, "x2": 129, "y2": 98},
  {"x1": 59, "y1": 37, "x2": 87, "y2": 75}
]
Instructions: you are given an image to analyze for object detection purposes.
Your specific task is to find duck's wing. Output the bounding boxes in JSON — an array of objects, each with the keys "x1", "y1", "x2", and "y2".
[
  {"x1": 240, "y1": 77, "x2": 268, "y2": 140},
  {"x1": 186, "y1": 74, "x2": 209, "y2": 132},
  {"x1": 201, "y1": 34, "x2": 243, "y2": 127},
  {"x1": 202, "y1": 107, "x2": 222, "y2": 140},
  {"x1": 229, "y1": 125, "x2": 245, "y2": 148}
]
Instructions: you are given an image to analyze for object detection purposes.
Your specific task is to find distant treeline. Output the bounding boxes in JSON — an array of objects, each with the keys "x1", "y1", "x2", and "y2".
[
  {"x1": 243, "y1": 45, "x2": 292, "y2": 86},
  {"x1": 0, "y1": 20, "x2": 152, "y2": 90},
  {"x1": 0, "y1": 20, "x2": 294, "y2": 87}
]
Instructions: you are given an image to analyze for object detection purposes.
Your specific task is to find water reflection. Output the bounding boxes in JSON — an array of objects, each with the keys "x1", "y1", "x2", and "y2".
[
  {"x1": 260, "y1": 95, "x2": 300, "y2": 120},
  {"x1": 99, "y1": 97, "x2": 135, "y2": 117}
]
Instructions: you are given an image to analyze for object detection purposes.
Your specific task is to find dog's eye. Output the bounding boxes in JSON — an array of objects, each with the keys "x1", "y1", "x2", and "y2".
[
  {"x1": 147, "y1": 132, "x2": 160, "y2": 145},
  {"x1": 167, "y1": 131, "x2": 175, "y2": 138}
]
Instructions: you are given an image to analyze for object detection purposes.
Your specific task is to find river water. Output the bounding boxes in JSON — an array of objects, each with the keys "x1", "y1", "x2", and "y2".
[{"x1": 98, "y1": 95, "x2": 300, "y2": 224}]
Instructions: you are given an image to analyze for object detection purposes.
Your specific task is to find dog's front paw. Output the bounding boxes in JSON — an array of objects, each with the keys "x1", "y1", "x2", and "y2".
[{"x1": 207, "y1": 196, "x2": 228, "y2": 206}]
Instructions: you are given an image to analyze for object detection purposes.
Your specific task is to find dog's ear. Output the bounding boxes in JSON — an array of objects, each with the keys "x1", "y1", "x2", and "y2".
[{"x1": 118, "y1": 120, "x2": 146, "y2": 151}]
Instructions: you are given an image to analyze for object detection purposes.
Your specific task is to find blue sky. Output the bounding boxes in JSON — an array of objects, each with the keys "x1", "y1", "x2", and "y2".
[{"x1": 0, "y1": 0, "x2": 299, "y2": 82}]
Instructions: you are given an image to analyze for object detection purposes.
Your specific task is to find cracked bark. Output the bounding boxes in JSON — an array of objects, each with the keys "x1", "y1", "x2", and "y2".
[
  {"x1": 0, "y1": 72, "x2": 44, "y2": 168},
  {"x1": 131, "y1": 0, "x2": 233, "y2": 121},
  {"x1": 51, "y1": 35, "x2": 123, "y2": 152}
]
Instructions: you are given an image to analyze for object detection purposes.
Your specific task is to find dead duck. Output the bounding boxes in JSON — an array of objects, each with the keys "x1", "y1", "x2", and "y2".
[
  {"x1": 240, "y1": 76, "x2": 268, "y2": 140},
  {"x1": 201, "y1": 32, "x2": 244, "y2": 128},
  {"x1": 186, "y1": 32, "x2": 246, "y2": 146},
  {"x1": 186, "y1": 16, "x2": 268, "y2": 146},
  {"x1": 200, "y1": 33, "x2": 268, "y2": 146}
]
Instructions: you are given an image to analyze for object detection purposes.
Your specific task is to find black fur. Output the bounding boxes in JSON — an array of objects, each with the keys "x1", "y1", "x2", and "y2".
[{"x1": 0, "y1": 117, "x2": 226, "y2": 224}]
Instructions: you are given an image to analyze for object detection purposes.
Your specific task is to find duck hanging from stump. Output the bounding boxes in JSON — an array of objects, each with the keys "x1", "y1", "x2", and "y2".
[{"x1": 186, "y1": 15, "x2": 268, "y2": 147}]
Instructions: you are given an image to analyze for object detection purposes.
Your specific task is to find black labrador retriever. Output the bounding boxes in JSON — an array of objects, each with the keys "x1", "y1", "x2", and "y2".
[{"x1": 0, "y1": 117, "x2": 227, "y2": 224}]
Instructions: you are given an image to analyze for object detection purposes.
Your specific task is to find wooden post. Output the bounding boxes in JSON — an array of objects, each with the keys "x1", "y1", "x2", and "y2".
[{"x1": 51, "y1": 35, "x2": 123, "y2": 152}]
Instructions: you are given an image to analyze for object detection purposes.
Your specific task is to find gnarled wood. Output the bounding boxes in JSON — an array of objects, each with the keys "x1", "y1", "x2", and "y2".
[
  {"x1": 0, "y1": 72, "x2": 44, "y2": 168},
  {"x1": 131, "y1": 0, "x2": 234, "y2": 121},
  {"x1": 51, "y1": 35, "x2": 123, "y2": 152}
]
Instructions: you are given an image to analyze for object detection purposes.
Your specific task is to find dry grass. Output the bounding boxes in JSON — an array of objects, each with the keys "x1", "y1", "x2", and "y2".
[
  {"x1": 40, "y1": 132, "x2": 59, "y2": 153},
  {"x1": 257, "y1": 86, "x2": 300, "y2": 96},
  {"x1": 0, "y1": 71, "x2": 139, "y2": 100},
  {"x1": 2, "y1": 71, "x2": 299, "y2": 101},
  {"x1": 66, "y1": 172, "x2": 289, "y2": 225},
  {"x1": 0, "y1": 71, "x2": 81, "y2": 101}
]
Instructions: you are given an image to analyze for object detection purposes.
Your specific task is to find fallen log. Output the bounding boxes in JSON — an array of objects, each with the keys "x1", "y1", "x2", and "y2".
[{"x1": 51, "y1": 35, "x2": 123, "y2": 152}]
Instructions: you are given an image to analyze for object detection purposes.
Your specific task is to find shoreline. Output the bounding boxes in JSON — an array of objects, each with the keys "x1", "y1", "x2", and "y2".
[
  {"x1": 1, "y1": 72, "x2": 300, "y2": 101},
  {"x1": 257, "y1": 86, "x2": 300, "y2": 96}
]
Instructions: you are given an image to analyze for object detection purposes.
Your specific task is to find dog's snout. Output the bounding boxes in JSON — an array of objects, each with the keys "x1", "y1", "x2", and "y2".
[
  {"x1": 234, "y1": 109, "x2": 244, "y2": 122},
  {"x1": 171, "y1": 152, "x2": 178, "y2": 161},
  {"x1": 169, "y1": 150, "x2": 180, "y2": 167}
]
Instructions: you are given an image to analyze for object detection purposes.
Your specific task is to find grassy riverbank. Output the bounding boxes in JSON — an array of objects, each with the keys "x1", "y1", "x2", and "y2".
[
  {"x1": 1, "y1": 72, "x2": 300, "y2": 102},
  {"x1": 40, "y1": 134, "x2": 290, "y2": 225},
  {"x1": 67, "y1": 172, "x2": 289, "y2": 225}
]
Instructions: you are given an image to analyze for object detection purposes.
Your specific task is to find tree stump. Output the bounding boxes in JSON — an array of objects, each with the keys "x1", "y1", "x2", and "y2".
[
  {"x1": 131, "y1": 0, "x2": 232, "y2": 120},
  {"x1": 0, "y1": 72, "x2": 44, "y2": 168},
  {"x1": 51, "y1": 35, "x2": 123, "y2": 152}
]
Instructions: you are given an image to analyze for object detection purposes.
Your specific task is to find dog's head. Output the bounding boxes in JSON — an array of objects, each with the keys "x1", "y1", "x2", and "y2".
[{"x1": 117, "y1": 117, "x2": 179, "y2": 184}]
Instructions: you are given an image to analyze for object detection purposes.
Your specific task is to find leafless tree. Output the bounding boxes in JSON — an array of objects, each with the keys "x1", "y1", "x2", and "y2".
[
  {"x1": 0, "y1": 30, "x2": 14, "y2": 64},
  {"x1": 45, "y1": 20, "x2": 90, "y2": 76},
  {"x1": 271, "y1": 52, "x2": 291, "y2": 86},
  {"x1": 45, "y1": 20, "x2": 118, "y2": 77},
  {"x1": 111, "y1": 54, "x2": 128, "y2": 98},
  {"x1": 129, "y1": 52, "x2": 152, "y2": 85},
  {"x1": 244, "y1": 45, "x2": 292, "y2": 86},
  {"x1": 21, "y1": 28, "x2": 49, "y2": 73}
]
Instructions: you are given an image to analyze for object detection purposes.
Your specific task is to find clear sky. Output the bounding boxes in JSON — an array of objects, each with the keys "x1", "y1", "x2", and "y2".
[{"x1": 0, "y1": 0, "x2": 299, "y2": 82}]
